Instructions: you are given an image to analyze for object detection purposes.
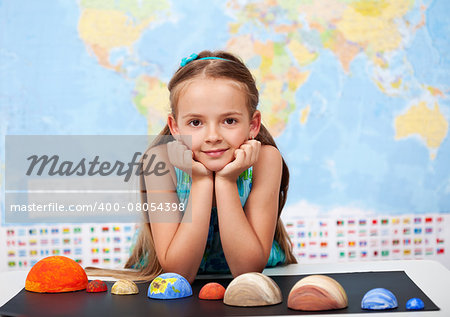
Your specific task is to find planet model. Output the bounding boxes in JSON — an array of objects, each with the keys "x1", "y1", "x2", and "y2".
[
  {"x1": 148, "y1": 273, "x2": 192, "y2": 299},
  {"x1": 199, "y1": 282, "x2": 226, "y2": 300},
  {"x1": 406, "y1": 298, "x2": 425, "y2": 310},
  {"x1": 287, "y1": 275, "x2": 348, "y2": 311},
  {"x1": 111, "y1": 279, "x2": 139, "y2": 295},
  {"x1": 86, "y1": 280, "x2": 107, "y2": 293},
  {"x1": 223, "y1": 272, "x2": 282, "y2": 307},
  {"x1": 25, "y1": 255, "x2": 88, "y2": 293},
  {"x1": 361, "y1": 288, "x2": 398, "y2": 310}
]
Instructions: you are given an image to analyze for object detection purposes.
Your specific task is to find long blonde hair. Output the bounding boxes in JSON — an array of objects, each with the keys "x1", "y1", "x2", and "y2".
[{"x1": 85, "y1": 50, "x2": 297, "y2": 281}]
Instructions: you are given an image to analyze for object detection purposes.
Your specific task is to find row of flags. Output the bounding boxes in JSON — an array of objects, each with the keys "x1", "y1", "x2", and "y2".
[
  {"x1": 290, "y1": 216, "x2": 444, "y2": 228},
  {"x1": 3, "y1": 215, "x2": 448, "y2": 270},
  {"x1": 285, "y1": 215, "x2": 446, "y2": 263},
  {"x1": 7, "y1": 257, "x2": 125, "y2": 269},
  {"x1": 6, "y1": 236, "x2": 130, "y2": 247},
  {"x1": 6, "y1": 225, "x2": 132, "y2": 236},
  {"x1": 3, "y1": 224, "x2": 138, "y2": 270}
]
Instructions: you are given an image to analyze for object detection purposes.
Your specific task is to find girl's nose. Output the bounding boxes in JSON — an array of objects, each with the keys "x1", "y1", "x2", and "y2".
[{"x1": 205, "y1": 125, "x2": 222, "y2": 143}]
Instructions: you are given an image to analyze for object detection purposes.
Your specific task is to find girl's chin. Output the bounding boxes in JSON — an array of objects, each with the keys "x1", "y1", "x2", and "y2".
[
  {"x1": 194, "y1": 153, "x2": 234, "y2": 172},
  {"x1": 203, "y1": 163, "x2": 227, "y2": 173},
  {"x1": 198, "y1": 159, "x2": 231, "y2": 173}
]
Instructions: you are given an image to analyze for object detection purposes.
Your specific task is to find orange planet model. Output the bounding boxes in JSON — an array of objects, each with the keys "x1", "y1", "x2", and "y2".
[
  {"x1": 199, "y1": 282, "x2": 226, "y2": 300},
  {"x1": 25, "y1": 256, "x2": 88, "y2": 293}
]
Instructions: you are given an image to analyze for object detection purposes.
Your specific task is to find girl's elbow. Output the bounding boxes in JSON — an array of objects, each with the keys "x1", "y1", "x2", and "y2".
[
  {"x1": 231, "y1": 256, "x2": 266, "y2": 278},
  {"x1": 160, "y1": 262, "x2": 197, "y2": 284},
  {"x1": 185, "y1": 275, "x2": 196, "y2": 284},
  {"x1": 231, "y1": 266, "x2": 264, "y2": 279},
  {"x1": 171, "y1": 269, "x2": 196, "y2": 284}
]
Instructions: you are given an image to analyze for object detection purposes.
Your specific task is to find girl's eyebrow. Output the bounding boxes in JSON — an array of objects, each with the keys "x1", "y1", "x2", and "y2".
[
  {"x1": 181, "y1": 111, "x2": 243, "y2": 119},
  {"x1": 181, "y1": 112, "x2": 203, "y2": 119},
  {"x1": 221, "y1": 111, "x2": 244, "y2": 117}
]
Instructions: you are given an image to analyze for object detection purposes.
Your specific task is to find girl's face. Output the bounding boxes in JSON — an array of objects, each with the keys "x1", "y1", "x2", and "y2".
[{"x1": 168, "y1": 77, "x2": 260, "y2": 172}]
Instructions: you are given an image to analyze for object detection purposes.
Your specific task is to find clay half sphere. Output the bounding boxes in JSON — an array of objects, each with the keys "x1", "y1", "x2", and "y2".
[
  {"x1": 199, "y1": 282, "x2": 226, "y2": 300},
  {"x1": 361, "y1": 288, "x2": 398, "y2": 310},
  {"x1": 287, "y1": 275, "x2": 348, "y2": 311},
  {"x1": 223, "y1": 272, "x2": 282, "y2": 307},
  {"x1": 111, "y1": 279, "x2": 139, "y2": 295},
  {"x1": 25, "y1": 255, "x2": 88, "y2": 293},
  {"x1": 148, "y1": 273, "x2": 192, "y2": 299},
  {"x1": 86, "y1": 280, "x2": 108, "y2": 293}
]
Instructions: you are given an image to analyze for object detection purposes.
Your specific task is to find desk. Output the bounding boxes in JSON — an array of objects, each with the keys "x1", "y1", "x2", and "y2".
[{"x1": 1, "y1": 260, "x2": 449, "y2": 316}]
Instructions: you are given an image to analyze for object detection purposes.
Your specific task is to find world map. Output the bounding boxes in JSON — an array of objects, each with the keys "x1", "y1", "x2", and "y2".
[
  {"x1": 150, "y1": 277, "x2": 180, "y2": 294},
  {"x1": 1, "y1": 0, "x2": 449, "y2": 218}
]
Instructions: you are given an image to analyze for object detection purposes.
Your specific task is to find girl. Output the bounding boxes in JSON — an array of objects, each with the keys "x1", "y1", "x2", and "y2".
[{"x1": 86, "y1": 50, "x2": 296, "y2": 283}]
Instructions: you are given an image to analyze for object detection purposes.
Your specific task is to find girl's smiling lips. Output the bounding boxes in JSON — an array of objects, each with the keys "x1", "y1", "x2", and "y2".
[{"x1": 203, "y1": 149, "x2": 228, "y2": 157}]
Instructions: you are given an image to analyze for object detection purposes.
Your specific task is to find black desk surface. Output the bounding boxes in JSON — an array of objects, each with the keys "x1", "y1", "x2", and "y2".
[{"x1": 0, "y1": 271, "x2": 439, "y2": 317}]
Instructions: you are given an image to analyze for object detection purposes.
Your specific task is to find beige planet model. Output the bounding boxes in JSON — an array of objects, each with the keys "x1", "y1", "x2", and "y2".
[
  {"x1": 111, "y1": 279, "x2": 139, "y2": 295},
  {"x1": 224, "y1": 272, "x2": 282, "y2": 307}
]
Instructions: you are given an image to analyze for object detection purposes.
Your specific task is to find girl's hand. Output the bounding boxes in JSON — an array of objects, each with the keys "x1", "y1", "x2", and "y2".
[
  {"x1": 216, "y1": 140, "x2": 261, "y2": 182},
  {"x1": 167, "y1": 140, "x2": 212, "y2": 180}
]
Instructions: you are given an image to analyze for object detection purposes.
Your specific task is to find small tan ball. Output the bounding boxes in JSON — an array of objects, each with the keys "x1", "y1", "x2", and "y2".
[{"x1": 111, "y1": 279, "x2": 139, "y2": 295}]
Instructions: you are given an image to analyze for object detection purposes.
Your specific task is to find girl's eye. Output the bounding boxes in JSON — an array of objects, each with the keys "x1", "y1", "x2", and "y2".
[
  {"x1": 224, "y1": 118, "x2": 236, "y2": 125},
  {"x1": 188, "y1": 119, "x2": 201, "y2": 127}
]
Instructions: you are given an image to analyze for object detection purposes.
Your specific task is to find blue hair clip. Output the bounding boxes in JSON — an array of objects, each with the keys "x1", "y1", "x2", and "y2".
[
  {"x1": 180, "y1": 54, "x2": 230, "y2": 67},
  {"x1": 180, "y1": 53, "x2": 198, "y2": 67}
]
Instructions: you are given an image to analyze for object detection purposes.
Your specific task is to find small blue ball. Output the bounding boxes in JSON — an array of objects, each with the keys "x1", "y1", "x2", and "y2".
[{"x1": 406, "y1": 298, "x2": 425, "y2": 310}]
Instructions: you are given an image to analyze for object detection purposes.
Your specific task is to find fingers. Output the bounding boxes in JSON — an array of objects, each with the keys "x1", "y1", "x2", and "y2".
[
  {"x1": 252, "y1": 140, "x2": 261, "y2": 163},
  {"x1": 215, "y1": 140, "x2": 261, "y2": 181},
  {"x1": 167, "y1": 140, "x2": 193, "y2": 172},
  {"x1": 230, "y1": 140, "x2": 260, "y2": 170},
  {"x1": 168, "y1": 140, "x2": 212, "y2": 179},
  {"x1": 183, "y1": 148, "x2": 193, "y2": 165},
  {"x1": 239, "y1": 140, "x2": 261, "y2": 166},
  {"x1": 233, "y1": 148, "x2": 245, "y2": 166}
]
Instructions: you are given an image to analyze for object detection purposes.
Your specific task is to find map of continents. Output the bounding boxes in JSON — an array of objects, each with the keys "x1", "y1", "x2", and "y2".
[{"x1": 1, "y1": 0, "x2": 449, "y2": 215}]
